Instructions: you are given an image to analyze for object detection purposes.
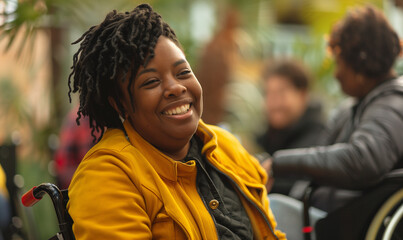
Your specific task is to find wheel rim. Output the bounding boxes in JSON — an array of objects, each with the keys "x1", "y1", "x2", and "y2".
[{"x1": 365, "y1": 189, "x2": 403, "y2": 240}]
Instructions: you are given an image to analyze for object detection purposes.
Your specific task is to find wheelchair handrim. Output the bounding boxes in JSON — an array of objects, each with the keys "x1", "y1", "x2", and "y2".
[{"x1": 365, "y1": 188, "x2": 403, "y2": 240}]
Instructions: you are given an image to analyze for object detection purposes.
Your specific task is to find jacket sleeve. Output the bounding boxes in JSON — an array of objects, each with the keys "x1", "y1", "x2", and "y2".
[
  {"x1": 272, "y1": 98, "x2": 403, "y2": 189},
  {"x1": 67, "y1": 151, "x2": 152, "y2": 240}
]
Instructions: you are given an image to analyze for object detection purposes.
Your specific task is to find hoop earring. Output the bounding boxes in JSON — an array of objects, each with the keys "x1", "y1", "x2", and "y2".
[{"x1": 119, "y1": 115, "x2": 125, "y2": 123}]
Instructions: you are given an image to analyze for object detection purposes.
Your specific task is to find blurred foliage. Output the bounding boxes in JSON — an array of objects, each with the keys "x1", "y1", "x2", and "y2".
[
  {"x1": 302, "y1": 0, "x2": 383, "y2": 34},
  {"x1": 291, "y1": 37, "x2": 341, "y2": 112},
  {"x1": 0, "y1": 79, "x2": 29, "y2": 126},
  {"x1": 0, "y1": 0, "x2": 199, "y2": 60},
  {"x1": 0, "y1": 0, "x2": 43, "y2": 56},
  {"x1": 271, "y1": 0, "x2": 383, "y2": 33},
  {"x1": 0, "y1": 77, "x2": 54, "y2": 161}
]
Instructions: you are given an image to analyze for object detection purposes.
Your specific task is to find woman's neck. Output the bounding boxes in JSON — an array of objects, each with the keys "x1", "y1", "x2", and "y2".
[{"x1": 161, "y1": 141, "x2": 191, "y2": 161}]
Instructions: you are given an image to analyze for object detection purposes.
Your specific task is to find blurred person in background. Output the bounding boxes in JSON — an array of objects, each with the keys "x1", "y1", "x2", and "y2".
[
  {"x1": 262, "y1": 5, "x2": 403, "y2": 239},
  {"x1": 0, "y1": 165, "x2": 10, "y2": 240},
  {"x1": 196, "y1": 8, "x2": 240, "y2": 125},
  {"x1": 54, "y1": 106, "x2": 100, "y2": 189},
  {"x1": 257, "y1": 59, "x2": 325, "y2": 196},
  {"x1": 197, "y1": 8, "x2": 267, "y2": 152}
]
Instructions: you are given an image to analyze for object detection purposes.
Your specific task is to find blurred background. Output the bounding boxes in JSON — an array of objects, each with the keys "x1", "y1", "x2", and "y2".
[{"x1": 1, "y1": 0, "x2": 403, "y2": 239}]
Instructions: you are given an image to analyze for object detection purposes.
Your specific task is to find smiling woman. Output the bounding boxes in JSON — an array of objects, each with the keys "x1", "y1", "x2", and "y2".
[{"x1": 66, "y1": 4, "x2": 285, "y2": 240}]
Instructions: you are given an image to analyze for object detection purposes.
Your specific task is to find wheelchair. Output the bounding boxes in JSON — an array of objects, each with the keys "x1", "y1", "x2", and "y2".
[
  {"x1": 21, "y1": 183, "x2": 74, "y2": 240},
  {"x1": 21, "y1": 169, "x2": 403, "y2": 240},
  {"x1": 302, "y1": 168, "x2": 403, "y2": 240}
]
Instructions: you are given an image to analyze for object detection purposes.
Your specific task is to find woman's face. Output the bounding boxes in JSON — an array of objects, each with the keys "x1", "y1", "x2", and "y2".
[
  {"x1": 118, "y1": 36, "x2": 203, "y2": 160},
  {"x1": 334, "y1": 54, "x2": 366, "y2": 98}
]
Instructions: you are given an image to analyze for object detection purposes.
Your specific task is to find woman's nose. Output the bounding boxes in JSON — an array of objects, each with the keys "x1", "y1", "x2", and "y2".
[{"x1": 163, "y1": 78, "x2": 187, "y2": 98}]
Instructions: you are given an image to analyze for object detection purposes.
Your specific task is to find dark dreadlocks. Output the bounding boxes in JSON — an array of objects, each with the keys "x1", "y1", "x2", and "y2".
[{"x1": 68, "y1": 4, "x2": 180, "y2": 142}]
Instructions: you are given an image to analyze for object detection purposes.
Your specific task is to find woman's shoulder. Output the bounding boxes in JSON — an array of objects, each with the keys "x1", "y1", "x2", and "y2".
[
  {"x1": 362, "y1": 77, "x2": 403, "y2": 107},
  {"x1": 90, "y1": 128, "x2": 131, "y2": 153},
  {"x1": 199, "y1": 122, "x2": 266, "y2": 183},
  {"x1": 200, "y1": 123, "x2": 251, "y2": 157},
  {"x1": 73, "y1": 128, "x2": 144, "y2": 178},
  {"x1": 69, "y1": 128, "x2": 153, "y2": 195},
  {"x1": 200, "y1": 122, "x2": 241, "y2": 144}
]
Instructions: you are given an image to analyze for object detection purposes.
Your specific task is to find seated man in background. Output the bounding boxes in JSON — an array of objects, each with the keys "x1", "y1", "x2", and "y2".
[
  {"x1": 257, "y1": 59, "x2": 325, "y2": 196},
  {"x1": 0, "y1": 164, "x2": 11, "y2": 240}
]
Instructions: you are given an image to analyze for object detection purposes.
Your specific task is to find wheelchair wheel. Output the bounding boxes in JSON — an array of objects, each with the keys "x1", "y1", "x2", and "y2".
[
  {"x1": 365, "y1": 189, "x2": 403, "y2": 240},
  {"x1": 383, "y1": 203, "x2": 403, "y2": 240}
]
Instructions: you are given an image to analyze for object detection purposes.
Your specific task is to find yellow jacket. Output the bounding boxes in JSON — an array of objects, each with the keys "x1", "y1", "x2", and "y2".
[
  {"x1": 0, "y1": 164, "x2": 7, "y2": 198},
  {"x1": 68, "y1": 120, "x2": 286, "y2": 240}
]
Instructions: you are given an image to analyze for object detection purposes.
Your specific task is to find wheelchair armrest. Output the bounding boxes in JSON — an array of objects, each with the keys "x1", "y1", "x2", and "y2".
[{"x1": 385, "y1": 168, "x2": 403, "y2": 179}]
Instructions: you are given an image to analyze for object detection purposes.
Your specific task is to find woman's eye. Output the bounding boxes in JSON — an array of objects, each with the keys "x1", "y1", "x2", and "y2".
[
  {"x1": 141, "y1": 78, "x2": 160, "y2": 88},
  {"x1": 178, "y1": 70, "x2": 192, "y2": 77}
]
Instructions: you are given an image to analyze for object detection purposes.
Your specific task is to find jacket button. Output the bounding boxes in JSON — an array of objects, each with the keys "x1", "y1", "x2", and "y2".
[{"x1": 209, "y1": 199, "x2": 219, "y2": 210}]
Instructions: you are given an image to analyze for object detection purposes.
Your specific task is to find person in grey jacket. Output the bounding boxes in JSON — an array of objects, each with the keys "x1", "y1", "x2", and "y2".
[{"x1": 263, "y1": 5, "x2": 403, "y2": 239}]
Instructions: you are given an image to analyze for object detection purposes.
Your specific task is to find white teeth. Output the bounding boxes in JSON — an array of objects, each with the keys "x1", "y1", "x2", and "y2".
[{"x1": 163, "y1": 104, "x2": 190, "y2": 115}]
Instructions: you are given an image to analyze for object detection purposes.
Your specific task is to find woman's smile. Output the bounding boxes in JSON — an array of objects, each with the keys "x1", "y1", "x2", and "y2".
[
  {"x1": 160, "y1": 98, "x2": 193, "y2": 117},
  {"x1": 162, "y1": 103, "x2": 190, "y2": 116}
]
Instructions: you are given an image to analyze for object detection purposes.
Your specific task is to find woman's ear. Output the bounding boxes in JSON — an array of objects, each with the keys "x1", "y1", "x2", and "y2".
[{"x1": 355, "y1": 73, "x2": 366, "y2": 85}]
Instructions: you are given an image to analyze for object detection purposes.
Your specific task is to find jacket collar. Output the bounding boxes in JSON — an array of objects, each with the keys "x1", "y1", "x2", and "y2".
[
  {"x1": 122, "y1": 119, "x2": 218, "y2": 182},
  {"x1": 361, "y1": 77, "x2": 403, "y2": 106},
  {"x1": 354, "y1": 77, "x2": 403, "y2": 125}
]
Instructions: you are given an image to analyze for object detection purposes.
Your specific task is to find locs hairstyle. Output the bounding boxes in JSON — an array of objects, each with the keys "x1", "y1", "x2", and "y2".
[
  {"x1": 68, "y1": 4, "x2": 180, "y2": 141},
  {"x1": 328, "y1": 5, "x2": 401, "y2": 79}
]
